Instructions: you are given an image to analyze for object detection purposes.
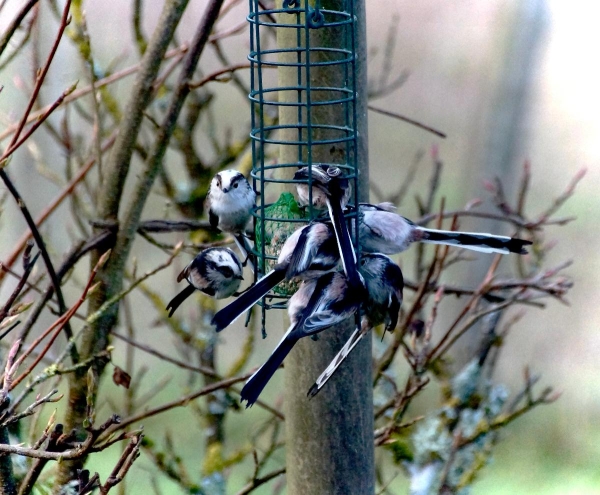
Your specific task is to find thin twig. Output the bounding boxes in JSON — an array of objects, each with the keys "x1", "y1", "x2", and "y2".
[
  {"x1": 368, "y1": 105, "x2": 446, "y2": 138},
  {"x1": 110, "y1": 332, "x2": 284, "y2": 420},
  {"x1": 98, "y1": 433, "x2": 143, "y2": 494},
  {"x1": 235, "y1": 467, "x2": 286, "y2": 495},
  {"x1": 0, "y1": 0, "x2": 39, "y2": 58},
  {"x1": 188, "y1": 63, "x2": 251, "y2": 88},
  {"x1": 0, "y1": 168, "x2": 73, "y2": 340},
  {"x1": 0, "y1": 244, "x2": 39, "y2": 324},
  {"x1": 0, "y1": 389, "x2": 61, "y2": 428},
  {"x1": 0, "y1": 415, "x2": 122, "y2": 460},
  {"x1": 86, "y1": 245, "x2": 181, "y2": 325},
  {"x1": 0, "y1": 82, "x2": 77, "y2": 162},
  {"x1": 4, "y1": 0, "x2": 71, "y2": 150},
  {"x1": 426, "y1": 255, "x2": 502, "y2": 362},
  {"x1": 100, "y1": 373, "x2": 253, "y2": 439},
  {"x1": 9, "y1": 251, "x2": 111, "y2": 389},
  {"x1": 0, "y1": 46, "x2": 188, "y2": 144},
  {"x1": 111, "y1": 332, "x2": 218, "y2": 378}
]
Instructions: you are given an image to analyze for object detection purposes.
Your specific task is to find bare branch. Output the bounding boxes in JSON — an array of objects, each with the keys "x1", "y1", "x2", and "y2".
[
  {"x1": 0, "y1": 0, "x2": 39, "y2": 58},
  {"x1": 100, "y1": 373, "x2": 252, "y2": 438},
  {"x1": 235, "y1": 467, "x2": 286, "y2": 495}
]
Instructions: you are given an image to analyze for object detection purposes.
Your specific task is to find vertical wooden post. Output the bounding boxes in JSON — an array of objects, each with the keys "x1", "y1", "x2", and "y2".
[{"x1": 279, "y1": 1, "x2": 374, "y2": 493}]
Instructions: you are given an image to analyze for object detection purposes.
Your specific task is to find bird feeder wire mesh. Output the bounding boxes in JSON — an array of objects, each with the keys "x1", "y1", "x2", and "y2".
[{"x1": 248, "y1": 0, "x2": 360, "y2": 333}]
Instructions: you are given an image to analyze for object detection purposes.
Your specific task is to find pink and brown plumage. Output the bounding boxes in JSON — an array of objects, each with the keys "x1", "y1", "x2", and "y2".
[
  {"x1": 240, "y1": 270, "x2": 365, "y2": 407},
  {"x1": 308, "y1": 253, "x2": 404, "y2": 398},
  {"x1": 359, "y1": 203, "x2": 532, "y2": 255},
  {"x1": 211, "y1": 221, "x2": 340, "y2": 332},
  {"x1": 166, "y1": 248, "x2": 244, "y2": 317}
]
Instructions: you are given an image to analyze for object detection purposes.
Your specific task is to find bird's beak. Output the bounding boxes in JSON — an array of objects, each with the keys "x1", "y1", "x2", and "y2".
[
  {"x1": 222, "y1": 187, "x2": 229, "y2": 193},
  {"x1": 235, "y1": 275, "x2": 244, "y2": 280}
]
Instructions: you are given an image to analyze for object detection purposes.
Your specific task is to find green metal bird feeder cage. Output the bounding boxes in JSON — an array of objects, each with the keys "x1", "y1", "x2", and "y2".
[{"x1": 248, "y1": 0, "x2": 361, "y2": 334}]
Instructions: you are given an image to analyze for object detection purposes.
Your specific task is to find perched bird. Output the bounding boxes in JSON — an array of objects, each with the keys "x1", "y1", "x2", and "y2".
[
  {"x1": 211, "y1": 221, "x2": 340, "y2": 332},
  {"x1": 294, "y1": 166, "x2": 360, "y2": 288},
  {"x1": 166, "y1": 248, "x2": 244, "y2": 317},
  {"x1": 359, "y1": 203, "x2": 532, "y2": 255},
  {"x1": 359, "y1": 253, "x2": 405, "y2": 333},
  {"x1": 206, "y1": 170, "x2": 256, "y2": 265},
  {"x1": 308, "y1": 253, "x2": 404, "y2": 397},
  {"x1": 240, "y1": 271, "x2": 364, "y2": 407}
]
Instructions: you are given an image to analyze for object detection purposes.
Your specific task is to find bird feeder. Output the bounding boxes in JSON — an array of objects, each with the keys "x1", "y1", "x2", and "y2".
[{"x1": 248, "y1": 0, "x2": 361, "y2": 334}]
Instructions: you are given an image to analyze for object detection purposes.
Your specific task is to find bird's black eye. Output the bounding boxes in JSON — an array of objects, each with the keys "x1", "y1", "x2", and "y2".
[
  {"x1": 221, "y1": 266, "x2": 233, "y2": 278},
  {"x1": 233, "y1": 182, "x2": 238, "y2": 188},
  {"x1": 360, "y1": 258, "x2": 366, "y2": 266}
]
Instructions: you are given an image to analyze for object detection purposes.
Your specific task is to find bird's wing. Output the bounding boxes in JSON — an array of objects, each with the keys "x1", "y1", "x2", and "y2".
[
  {"x1": 302, "y1": 310, "x2": 341, "y2": 335},
  {"x1": 176, "y1": 264, "x2": 190, "y2": 283},
  {"x1": 286, "y1": 226, "x2": 312, "y2": 278},
  {"x1": 208, "y1": 208, "x2": 219, "y2": 230},
  {"x1": 292, "y1": 273, "x2": 334, "y2": 331},
  {"x1": 386, "y1": 294, "x2": 401, "y2": 332}
]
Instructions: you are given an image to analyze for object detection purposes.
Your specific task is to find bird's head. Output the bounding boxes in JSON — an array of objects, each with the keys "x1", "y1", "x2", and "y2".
[{"x1": 212, "y1": 170, "x2": 250, "y2": 195}]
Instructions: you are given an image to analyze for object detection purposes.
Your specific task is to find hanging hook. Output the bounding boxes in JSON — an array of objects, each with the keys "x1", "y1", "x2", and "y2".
[
  {"x1": 283, "y1": 0, "x2": 299, "y2": 9},
  {"x1": 307, "y1": 7, "x2": 325, "y2": 28}
]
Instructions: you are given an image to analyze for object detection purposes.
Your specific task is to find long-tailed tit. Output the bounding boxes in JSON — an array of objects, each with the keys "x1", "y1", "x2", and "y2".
[
  {"x1": 240, "y1": 270, "x2": 364, "y2": 407},
  {"x1": 166, "y1": 247, "x2": 244, "y2": 317},
  {"x1": 359, "y1": 253, "x2": 404, "y2": 332},
  {"x1": 294, "y1": 164, "x2": 351, "y2": 211},
  {"x1": 308, "y1": 253, "x2": 404, "y2": 397},
  {"x1": 211, "y1": 221, "x2": 340, "y2": 332},
  {"x1": 294, "y1": 166, "x2": 360, "y2": 288},
  {"x1": 206, "y1": 170, "x2": 256, "y2": 265},
  {"x1": 359, "y1": 203, "x2": 532, "y2": 255}
]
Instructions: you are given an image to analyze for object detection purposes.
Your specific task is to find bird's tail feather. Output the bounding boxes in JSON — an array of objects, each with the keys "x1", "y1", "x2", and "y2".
[
  {"x1": 241, "y1": 331, "x2": 297, "y2": 407},
  {"x1": 166, "y1": 285, "x2": 196, "y2": 317},
  {"x1": 211, "y1": 270, "x2": 285, "y2": 332},
  {"x1": 326, "y1": 193, "x2": 360, "y2": 286},
  {"x1": 307, "y1": 325, "x2": 366, "y2": 398},
  {"x1": 233, "y1": 234, "x2": 255, "y2": 273},
  {"x1": 417, "y1": 227, "x2": 532, "y2": 255}
]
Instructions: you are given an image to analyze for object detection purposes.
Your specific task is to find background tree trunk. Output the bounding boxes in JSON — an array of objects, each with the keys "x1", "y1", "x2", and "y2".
[{"x1": 457, "y1": 0, "x2": 547, "y2": 365}]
